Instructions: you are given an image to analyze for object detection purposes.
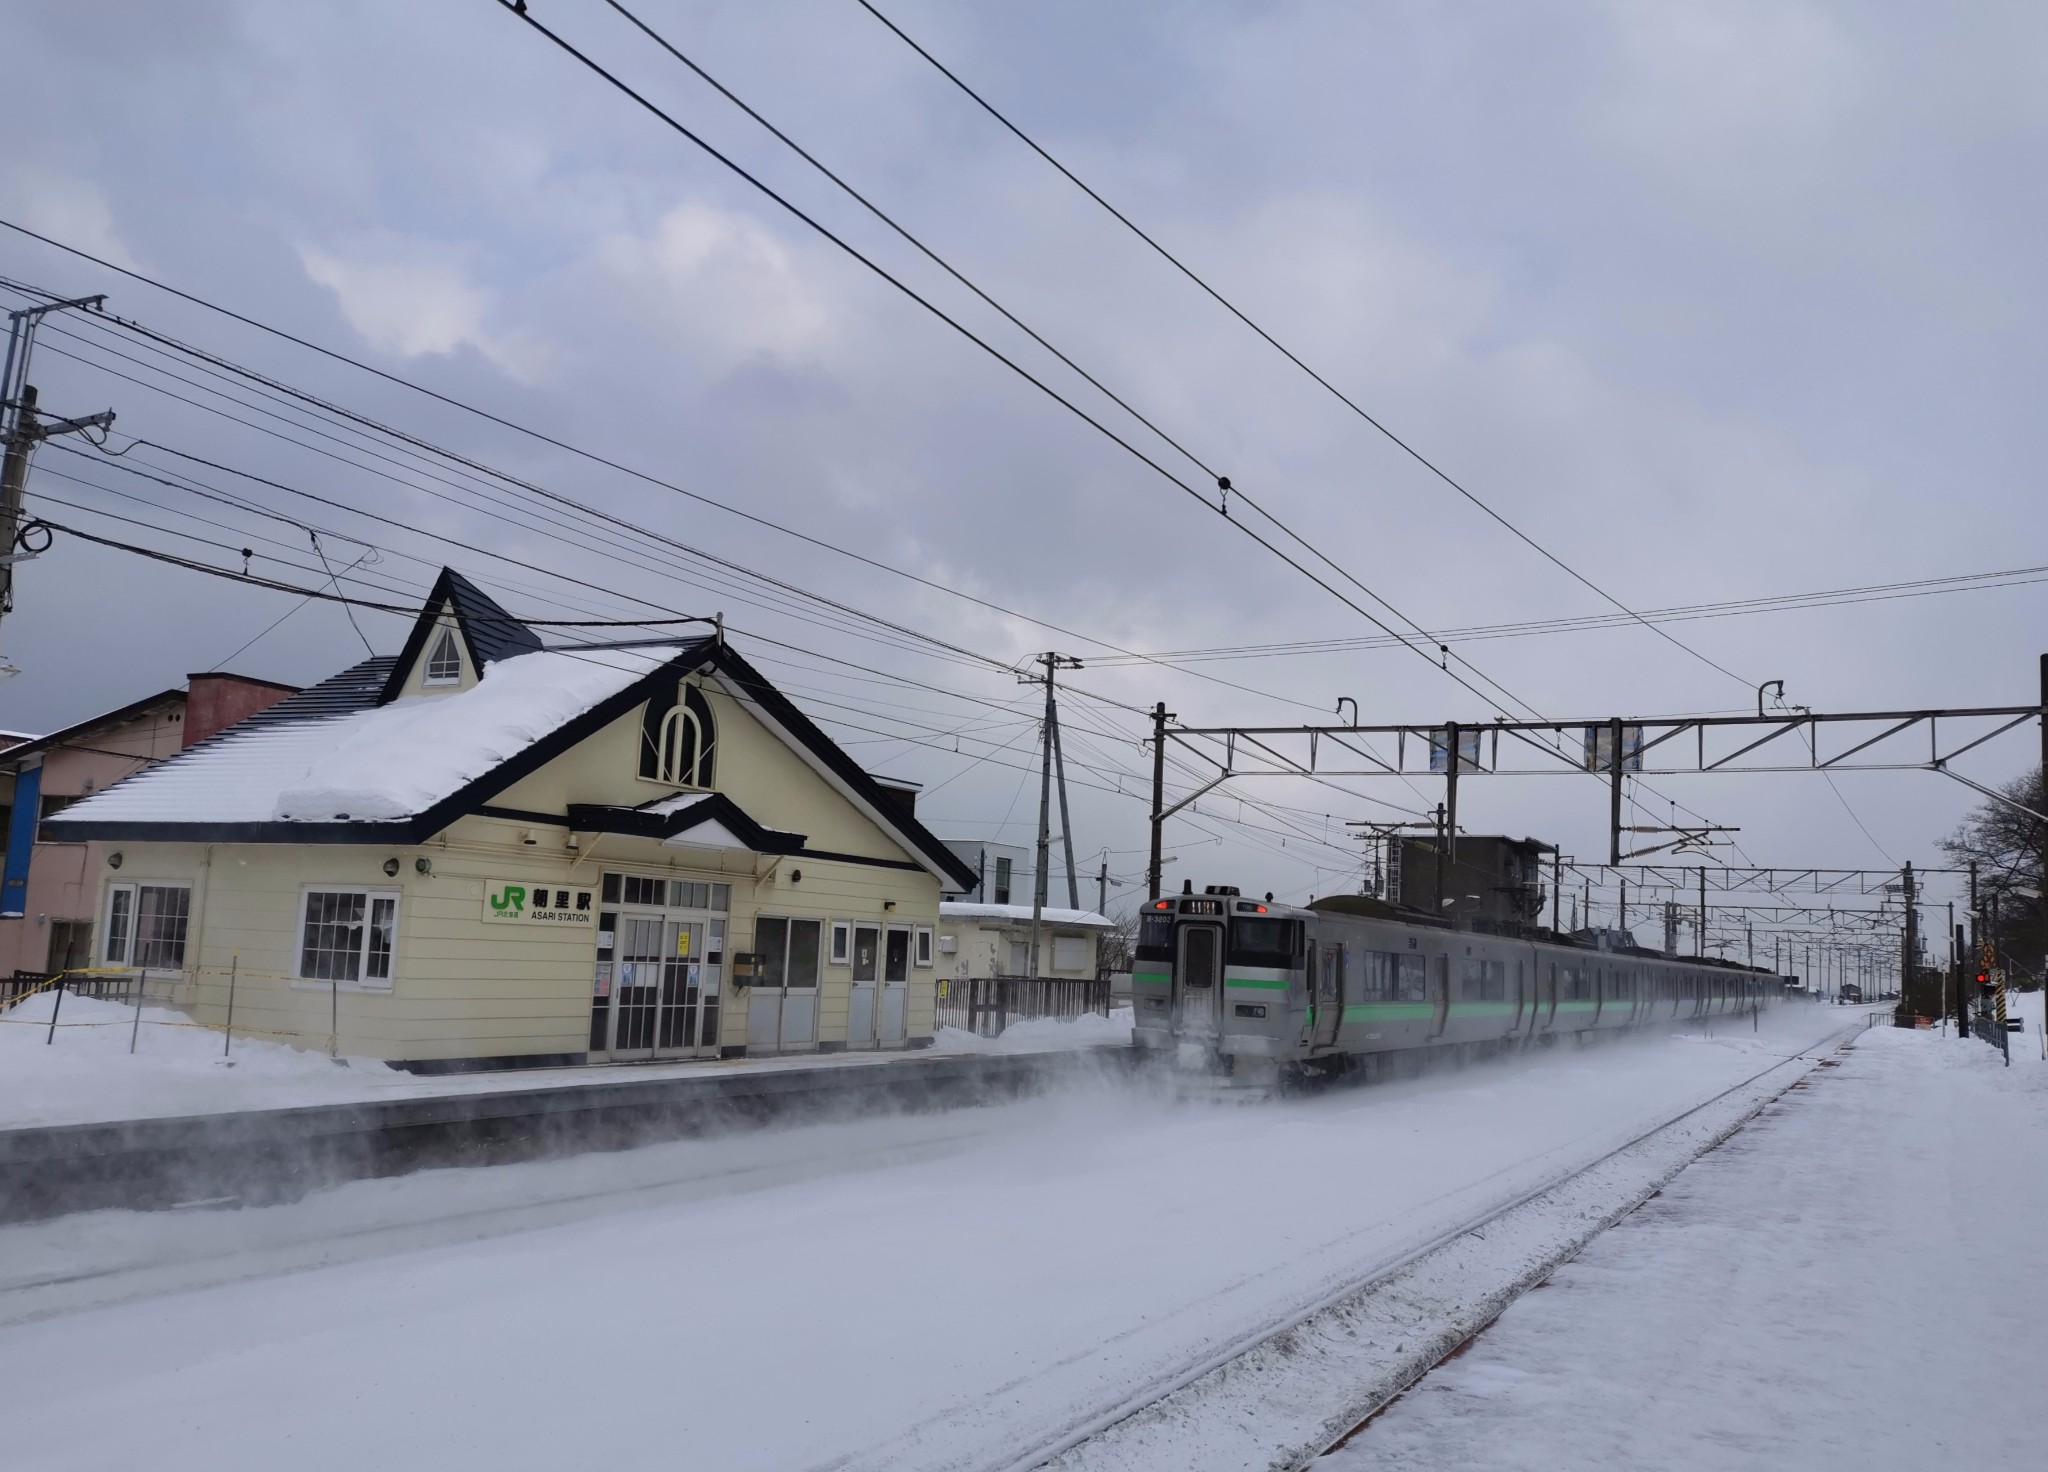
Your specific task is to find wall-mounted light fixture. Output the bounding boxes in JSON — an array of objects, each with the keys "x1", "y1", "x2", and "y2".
[
  {"x1": 789, "y1": 868, "x2": 802, "y2": 884},
  {"x1": 414, "y1": 857, "x2": 432, "y2": 876},
  {"x1": 383, "y1": 857, "x2": 401, "y2": 877},
  {"x1": 520, "y1": 830, "x2": 539, "y2": 847},
  {"x1": 108, "y1": 852, "x2": 123, "y2": 870}
]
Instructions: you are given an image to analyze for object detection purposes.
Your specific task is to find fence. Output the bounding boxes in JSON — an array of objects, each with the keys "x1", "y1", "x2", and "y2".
[
  {"x1": 3, "y1": 968, "x2": 139, "y2": 1011},
  {"x1": 936, "y1": 975, "x2": 1112, "y2": 1038}
]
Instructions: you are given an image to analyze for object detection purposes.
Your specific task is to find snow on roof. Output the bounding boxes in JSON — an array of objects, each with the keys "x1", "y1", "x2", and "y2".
[
  {"x1": 61, "y1": 644, "x2": 683, "y2": 827},
  {"x1": 639, "y1": 792, "x2": 713, "y2": 819},
  {"x1": 940, "y1": 902, "x2": 1115, "y2": 930}
]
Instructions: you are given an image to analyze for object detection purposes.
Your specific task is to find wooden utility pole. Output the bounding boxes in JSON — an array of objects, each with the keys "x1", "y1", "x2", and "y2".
[
  {"x1": 1436, "y1": 722, "x2": 1460, "y2": 912},
  {"x1": 1146, "y1": 703, "x2": 1171, "y2": 901},
  {"x1": 1027, "y1": 653, "x2": 1080, "y2": 978},
  {"x1": 1, "y1": 294, "x2": 114, "y2": 640}
]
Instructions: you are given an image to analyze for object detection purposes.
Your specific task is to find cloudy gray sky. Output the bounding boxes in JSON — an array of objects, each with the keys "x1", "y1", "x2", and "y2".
[{"x1": 4, "y1": 0, "x2": 2043, "y2": 936}]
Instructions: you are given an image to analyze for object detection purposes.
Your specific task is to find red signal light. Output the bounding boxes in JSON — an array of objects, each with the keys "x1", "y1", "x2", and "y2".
[{"x1": 1153, "y1": 900, "x2": 1170, "y2": 910}]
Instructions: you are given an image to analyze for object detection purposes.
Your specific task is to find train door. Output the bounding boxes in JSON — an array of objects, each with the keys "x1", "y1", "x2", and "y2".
[
  {"x1": 1428, "y1": 952, "x2": 1451, "y2": 1039},
  {"x1": 847, "y1": 923, "x2": 881, "y2": 1048},
  {"x1": 1536, "y1": 960, "x2": 1558, "y2": 1032},
  {"x1": 1511, "y1": 956, "x2": 1528, "y2": 1032},
  {"x1": 1313, "y1": 941, "x2": 1343, "y2": 1048},
  {"x1": 1175, "y1": 922, "x2": 1223, "y2": 1040}
]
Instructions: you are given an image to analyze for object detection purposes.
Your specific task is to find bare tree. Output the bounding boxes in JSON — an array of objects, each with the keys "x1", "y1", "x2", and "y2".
[{"x1": 1939, "y1": 765, "x2": 2045, "y2": 976}]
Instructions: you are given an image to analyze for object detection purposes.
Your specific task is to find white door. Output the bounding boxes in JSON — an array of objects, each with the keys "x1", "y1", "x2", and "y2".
[
  {"x1": 848, "y1": 924, "x2": 881, "y2": 1049},
  {"x1": 749, "y1": 916, "x2": 821, "y2": 1052},
  {"x1": 881, "y1": 925, "x2": 911, "y2": 1045}
]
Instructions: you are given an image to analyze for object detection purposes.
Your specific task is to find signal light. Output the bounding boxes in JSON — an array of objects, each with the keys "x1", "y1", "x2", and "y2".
[{"x1": 1153, "y1": 900, "x2": 1170, "y2": 910}]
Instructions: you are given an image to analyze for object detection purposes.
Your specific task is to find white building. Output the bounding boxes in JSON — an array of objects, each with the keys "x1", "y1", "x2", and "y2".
[
  {"x1": 939, "y1": 839, "x2": 1033, "y2": 905},
  {"x1": 938, "y1": 901, "x2": 1114, "y2": 981}
]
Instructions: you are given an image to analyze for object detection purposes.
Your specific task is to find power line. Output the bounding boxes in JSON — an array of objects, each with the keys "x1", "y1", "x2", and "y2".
[
  {"x1": 486, "y1": 0, "x2": 1540, "y2": 723},
  {"x1": 854, "y1": 0, "x2": 1755, "y2": 692}
]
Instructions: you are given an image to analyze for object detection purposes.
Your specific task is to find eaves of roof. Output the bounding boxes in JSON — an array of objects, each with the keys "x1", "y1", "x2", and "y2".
[{"x1": 0, "y1": 688, "x2": 186, "y2": 767}]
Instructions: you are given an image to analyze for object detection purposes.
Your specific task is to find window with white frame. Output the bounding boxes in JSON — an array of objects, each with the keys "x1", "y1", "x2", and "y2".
[
  {"x1": 829, "y1": 920, "x2": 851, "y2": 966},
  {"x1": 423, "y1": 626, "x2": 462, "y2": 686},
  {"x1": 913, "y1": 926, "x2": 934, "y2": 967},
  {"x1": 299, "y1": 889, "x2": 400, "y2": 986},
  {"x1": 1052, "y1": 935, "x2": 1087, "y2": 973},
  {"x1": 103, "y1": 882, "x2": 192, "y2": 969}
]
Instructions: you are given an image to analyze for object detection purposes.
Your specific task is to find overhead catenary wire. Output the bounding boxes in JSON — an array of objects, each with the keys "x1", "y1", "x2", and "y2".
[
  {"x1": 853, "y1": 0, "x2": 1755, "y2": 693},
  {"x1": 484, "y1": 0, "x2": 1546, "y2": 726},
  {"x1": 584, "y1": 0, "x2": 1548, "y2": 725}
]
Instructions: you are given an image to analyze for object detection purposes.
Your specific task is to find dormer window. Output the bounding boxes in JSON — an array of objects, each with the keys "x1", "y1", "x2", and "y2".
[{"x1": 423, "y1": 627, "x2": 462, "y2": 687}]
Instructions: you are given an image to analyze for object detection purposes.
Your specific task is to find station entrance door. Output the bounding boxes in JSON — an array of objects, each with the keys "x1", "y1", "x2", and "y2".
[{"x1": 590, "y1": 874, "x2": 728, "y2": 1061}]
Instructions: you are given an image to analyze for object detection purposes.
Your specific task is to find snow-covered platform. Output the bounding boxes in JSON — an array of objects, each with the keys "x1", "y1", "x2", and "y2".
[
  {"x1": 1332, "y1": 996, "x2": 2048, "y2": 1471},
  {"x1": 0, "y1": 992, "x2": 1134, "y2": 1223}
]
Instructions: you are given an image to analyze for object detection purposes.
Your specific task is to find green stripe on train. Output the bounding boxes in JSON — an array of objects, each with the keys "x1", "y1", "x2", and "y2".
[
  {"x1": 1225, "y1": 976, "x2": 1290, "y2": 990},
  {"x1": 1133, "y1": 971, "x2": 1171, "y2": 984}
]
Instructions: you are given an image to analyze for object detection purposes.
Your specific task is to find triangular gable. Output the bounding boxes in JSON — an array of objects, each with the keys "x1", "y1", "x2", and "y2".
[
  {"x1": 691, "y1": 645, "x2": 979, "y2": 891},
  {"x1": 379, "y1": 568, "x2": 544, "y2": 704}
]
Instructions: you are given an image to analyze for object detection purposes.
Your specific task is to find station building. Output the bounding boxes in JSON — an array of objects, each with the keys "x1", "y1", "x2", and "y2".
[{"x1": 47, "y1": 569, "x2": 978, "y2": 1069}]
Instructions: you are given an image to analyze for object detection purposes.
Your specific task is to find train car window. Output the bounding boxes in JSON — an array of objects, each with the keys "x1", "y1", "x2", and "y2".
[
  {"x1": 1136, "y1": 913, "x2": 1175, "y2": 960},
  {"x1": 1396, "y1": 953, "x2": 1429, "y2": 1001},
  {"x1": 1229, "y1": 917, "x2": 1298, "y2": 969},
  {"x1": 1461, "y1": 959, "x2": 1506, "y2": 1001}
]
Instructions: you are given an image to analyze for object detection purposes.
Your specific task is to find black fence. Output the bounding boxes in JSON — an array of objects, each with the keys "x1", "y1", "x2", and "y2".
[
  {"x1": 936, "y1": 975, "x2": 1113, "y2": 1038},
  {"x1": 3, "y1": 969, "x2": 138, "y2": 1012}
]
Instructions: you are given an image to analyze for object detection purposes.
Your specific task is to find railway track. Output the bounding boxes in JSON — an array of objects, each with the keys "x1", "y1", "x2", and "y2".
[{"x1": 816, "y1": 1016, "x2": 1865, "y2": 1472}]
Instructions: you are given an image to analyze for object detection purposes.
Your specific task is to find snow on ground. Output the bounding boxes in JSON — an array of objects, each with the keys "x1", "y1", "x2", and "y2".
[
  {"x1": 0, "y1": 1003, "x2": 1858, "y2": 1472},
  {"x1": 1330, "y1": 1004, "x2": 2048, "y2": 1471},
  {"x1": 0, "y1": 992, "x2": 409, "y2": 1125},
  {"x1": 0, "y1": 992, "x2": 1126, "y2": 1130},
  {"x1": 931, "y1": 1005, "x2": 1134, "y2": 1053}
]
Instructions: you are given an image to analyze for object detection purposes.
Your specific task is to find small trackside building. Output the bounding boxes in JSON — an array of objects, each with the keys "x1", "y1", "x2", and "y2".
[{"x1": 45, "y1": 569, "x2": 978, "y2": 1069}]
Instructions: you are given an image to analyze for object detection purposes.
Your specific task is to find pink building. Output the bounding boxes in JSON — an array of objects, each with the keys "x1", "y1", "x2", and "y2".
[{"x1": 0, "y1": 673, "x2": 295, "y2": 975}]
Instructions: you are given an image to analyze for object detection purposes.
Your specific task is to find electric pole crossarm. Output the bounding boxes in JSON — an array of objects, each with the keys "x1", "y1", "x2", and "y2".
[
  {"x1": 1158, "y1": 773, "x2": 1230, "y2": 823},
  {"x1": 1935, "y1": 767, "x2": 2048, "y2": 824}
]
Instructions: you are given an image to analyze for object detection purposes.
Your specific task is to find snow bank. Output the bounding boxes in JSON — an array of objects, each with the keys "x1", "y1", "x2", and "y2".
[
  {"x1": 931, "y1": 1006, "x2": 1134, "y2": 1053},
  {"x1": 0, "y1": 992, "x2": 402, "y2": 1127}
]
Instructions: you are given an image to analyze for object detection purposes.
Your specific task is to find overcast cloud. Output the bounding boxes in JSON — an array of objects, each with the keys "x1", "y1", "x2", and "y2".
[{"x1": 3, "y1": 0, "x2": 2043, "y2": 924}]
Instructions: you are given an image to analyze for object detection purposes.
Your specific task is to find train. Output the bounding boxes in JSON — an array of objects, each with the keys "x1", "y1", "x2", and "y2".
[{"x1": 1132, "y1": 884, "x2": 1786, "y2": 1083}]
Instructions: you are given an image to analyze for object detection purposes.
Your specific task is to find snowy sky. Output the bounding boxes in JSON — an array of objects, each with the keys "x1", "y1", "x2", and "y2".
[{"x1": 3, "y1": 0, "x2": 2043, "y2": 923}]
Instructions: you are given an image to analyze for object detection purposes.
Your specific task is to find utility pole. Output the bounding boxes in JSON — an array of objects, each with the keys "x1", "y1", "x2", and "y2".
[
  {"x1": 1026, "y1": 652, "x2": 1081, "y2": 979},
  {"x1": 1900, "y1": 861, "x2": 1917, "y2": 1018},
  {"x1": 1146, "y1": 702, "x2": 1172, "y2": 901},
  {"x1": 1697, "y1": 867, "x2": 1707, "y2": 958},
  {"x1": 1097, "y1": 855, "x2": 1108, "y2": 916},
  {"x1": 1965, "y1": 860, "x2": 1978, "y2": 1038},
  {"x1": 1550, "y1": 850, "x2": 1562, "y2": 934},
  {"x1": 1, "y1": 294, "x2": 116, "y2": 642},
  {"x1": 1619, "y1": 877, "x2": 1628, "y2": 938},
  {"x1": 1049, "y1": 694, "x2": 1079, "y2": 910},
  {"x1": 1608, "y1": 715, "x2": 1625, "y2": 865},
  {"x1": 1436, "y1": 720, "x2": 1461, "y2": 913}
]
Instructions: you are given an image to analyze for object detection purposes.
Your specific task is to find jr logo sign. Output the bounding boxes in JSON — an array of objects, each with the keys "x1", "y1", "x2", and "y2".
[{"x1": 482, "y1": 880, "x2": 595, "y2": 925}]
